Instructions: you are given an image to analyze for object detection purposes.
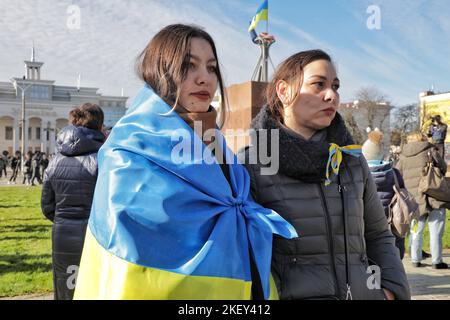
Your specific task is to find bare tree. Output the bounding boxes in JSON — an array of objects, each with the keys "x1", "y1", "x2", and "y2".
[
  {"x1": 390, "y1": 129, "x2": 402, "y2": 146},
  {"x1": 355, "y1": 86, "x2": 390, "y2": 130},
  {"x1": 342, "y1": 112, "x2": 364, "y2": 145},
  {"x1": 392, "y1": 103, "x2": 420, "y2": 144}
]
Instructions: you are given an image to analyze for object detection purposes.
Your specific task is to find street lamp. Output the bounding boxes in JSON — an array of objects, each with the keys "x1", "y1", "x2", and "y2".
[
  {"x1": 11, "y1": 78, "x2": 32, "y2": 172},
  {"x1": 43, "y1": 121, "x2": 55, "y2": 155}
]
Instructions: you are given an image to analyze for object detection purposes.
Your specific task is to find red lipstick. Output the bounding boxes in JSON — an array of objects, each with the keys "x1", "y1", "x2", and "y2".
[{"x1": 191, "y1": 91, "x2": 210, "y2": 101}]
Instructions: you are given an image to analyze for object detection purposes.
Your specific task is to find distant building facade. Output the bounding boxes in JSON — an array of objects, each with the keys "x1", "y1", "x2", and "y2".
[
  {"x1": 339, "y1": 101, "x2": 392, "y2": 155},
  {"x1": 420, "y1": 91, "x2": 450, "y2": 162},
  {"x1": 0, "y1": 51, "x2": 128, "y2": 155},
  {"x1": 419, "y1": 91, "x2": 449, "y2": 141}
]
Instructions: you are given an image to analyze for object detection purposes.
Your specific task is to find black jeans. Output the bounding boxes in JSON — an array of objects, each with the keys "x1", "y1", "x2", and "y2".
[
  {"x1": 395, "y1": 236, "x2": 405, "y2": 260},
  {"x1": 435, "y1": 143, "x2": 445, "y2": 160},
  {"x1": 9, "y1": 167, "x2": 19, "y2": 182}
]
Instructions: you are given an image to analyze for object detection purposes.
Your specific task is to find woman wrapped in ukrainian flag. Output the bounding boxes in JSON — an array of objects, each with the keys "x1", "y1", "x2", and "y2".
[{"x1": 73, "y1": 24, "x2": 297, "y2": 300}]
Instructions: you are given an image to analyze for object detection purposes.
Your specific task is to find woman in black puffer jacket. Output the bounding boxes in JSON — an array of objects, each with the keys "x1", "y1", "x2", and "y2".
[
  {"x1": 240, "y1": 50, "x2": 410, "y2": 300},
  {"x1": 41, "y1": 103, "x2": 105, "y2": 300}
]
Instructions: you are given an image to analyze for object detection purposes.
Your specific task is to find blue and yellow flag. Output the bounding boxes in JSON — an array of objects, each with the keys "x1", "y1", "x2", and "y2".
[
  {"x1": 74, "y1": 85, "x2": 297, "y2": 300},
  {"x1": 248, "y1": 0, "x2": 268, "y2": 32}
]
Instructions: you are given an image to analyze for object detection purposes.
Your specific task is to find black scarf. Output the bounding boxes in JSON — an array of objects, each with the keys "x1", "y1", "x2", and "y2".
[{"x1": 250, "y1": 105, "x2": 355, "y2": 183}]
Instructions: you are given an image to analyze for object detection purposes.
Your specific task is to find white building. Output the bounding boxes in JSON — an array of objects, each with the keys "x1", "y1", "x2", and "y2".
[{"x1": 0, "y1": 49, "x2": 128, "y2": 155}]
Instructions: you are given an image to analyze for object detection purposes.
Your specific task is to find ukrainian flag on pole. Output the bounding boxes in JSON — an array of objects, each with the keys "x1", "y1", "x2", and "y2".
[{"x1": 248, "y1": 0, "x2": 268, "y2": 32}]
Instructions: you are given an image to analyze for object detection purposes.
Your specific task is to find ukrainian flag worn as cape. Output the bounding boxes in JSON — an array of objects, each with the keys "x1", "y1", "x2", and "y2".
[{"x1": 74, "y1": 85, "x2": 297, "y2": 300}]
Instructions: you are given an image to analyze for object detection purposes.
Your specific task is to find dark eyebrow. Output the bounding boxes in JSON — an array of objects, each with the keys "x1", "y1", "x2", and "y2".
[
  {"x1": 189, "y1": 54, "x2": 217, "y2": 64},
  {"x1": 308, "y1": 75, "x2": 340, "y2": 82}
]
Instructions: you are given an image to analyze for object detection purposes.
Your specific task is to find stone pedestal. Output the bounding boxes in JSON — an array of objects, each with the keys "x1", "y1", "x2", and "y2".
[{"x1": 222, "y1": 81, "x2": 268, "y2": 153}]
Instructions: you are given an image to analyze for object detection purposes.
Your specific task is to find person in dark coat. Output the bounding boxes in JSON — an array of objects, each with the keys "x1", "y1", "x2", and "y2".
[
  {"x1": 41, "y1": 103, "x2": 105, "y2": 300},
  {"x1": 31, "y1": 151, "x2": 42, "y2": 186},
  {"x1": 362, "y1": 129, "x2": 407, "y2": 259},
  {"x1": 427, "y1": 115, "x2": 447, "y2": 159},
  {"x1": 8, "y1": 151, "x2": 21, "y2": 184},
  {"x1": 1, "y1": 150, "x2": 8, "y2": 178},
  {"x1": 240, "y1": 50, "x2": 410, "y2": 300},
  {"x1": 40, "y1": 153, "x2": 49, "y2": 176},
  {"x1": 22, "y1": 151, "x2": 33, "y2": 185},
  {"x1": 396, "y1": 132, "x2": 449, "y2": 269}
]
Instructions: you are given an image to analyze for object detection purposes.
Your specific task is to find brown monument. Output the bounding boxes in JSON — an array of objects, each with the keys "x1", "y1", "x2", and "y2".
[
  {"x1": 222, "y1": 81, "x2": 268, "y2": 153},
  {"x1": 220, "y1": 31, "x2": 276, "y2": 153}
]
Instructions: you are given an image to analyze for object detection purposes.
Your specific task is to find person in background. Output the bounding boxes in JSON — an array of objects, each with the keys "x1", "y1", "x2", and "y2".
[
  {"x1": 0, "y1": 153, "x2": 4, "y2": 179},
  {"x1": 396, "y1": 132, "x2": 449, "y2": 269},
  {"x1": 362, "y1": 129, "x2": 407, "y2": 259},
  {"x1": 22, "y1": 152, "x2": 33, "y2": 185},
  {"x1": 1, "y1": 151, "x2": 9, "y2": 178},
  {"x1": 40, "y1": 153, "x2": 49, "y2": 177},
  {"x1": 8, "y1": 151, "x2": 21, "y2": 184},
  {"x1": 41, "y1": 103, "x2": 106, "y2": 300},
  {"x1": 0, "y1": 150, "x2": 10, "y2": 178},
  {"x1": 31, "y1": 151, "x2": 42, "y2": 186},
  {"x1": 428, "y1": 115, "x2": 448, "y2": 159}
]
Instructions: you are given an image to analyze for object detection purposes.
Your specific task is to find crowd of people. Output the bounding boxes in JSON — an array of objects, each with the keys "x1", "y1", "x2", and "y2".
[
  {"x1": 1, "y1": 23, "x2": 448, "y2": 301},
  {"x1": 0, "y1": 150, "x2": 51, "y2": 185},
  {"x1": 362, "y1": 128, "x2": 449, "y2": 271}
]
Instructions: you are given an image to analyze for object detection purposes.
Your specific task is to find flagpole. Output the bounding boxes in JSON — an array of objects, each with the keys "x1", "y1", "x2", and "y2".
[{"x1": 266, "y1": 0, "x2": 269, "y2": 33}]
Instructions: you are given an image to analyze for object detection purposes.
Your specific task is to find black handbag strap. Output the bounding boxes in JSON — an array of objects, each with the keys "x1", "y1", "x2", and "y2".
[{"x1": 392, "y1": 169, "x2": 401, "y2": 192}]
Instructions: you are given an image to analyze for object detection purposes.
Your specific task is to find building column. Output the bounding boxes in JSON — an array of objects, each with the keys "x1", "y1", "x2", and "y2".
[
  {"x1": 40, "y1": 120, "x2": 46, "y2": 154},
  {"x1": 13, "y1": 119, "x2": 20, "y2": 154},
  {"x1": 48, "y1": 120, "x2": 56, "y2": 155}
]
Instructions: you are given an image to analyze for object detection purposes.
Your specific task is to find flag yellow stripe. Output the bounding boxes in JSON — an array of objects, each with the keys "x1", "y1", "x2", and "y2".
[
  {"x1": 74, "y1": 228, "x2": 279, "y2": 300},
  {"x1": 248, "y1": 9, "x2": 268, "y2": 31}
]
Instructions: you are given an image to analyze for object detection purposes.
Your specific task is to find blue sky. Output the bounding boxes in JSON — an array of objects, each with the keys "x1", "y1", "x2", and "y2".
[{"x1": 0, "y1": 0, "x2": 449, "y2": 107}]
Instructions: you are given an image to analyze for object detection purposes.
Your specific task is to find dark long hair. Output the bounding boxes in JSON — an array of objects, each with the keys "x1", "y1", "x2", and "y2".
[
  {"x1": 136, "y1": 24, "x2": 227, "y2": 127},
  {"x1": 266, "y1": 49, "x2": 332, "y2": 123}
]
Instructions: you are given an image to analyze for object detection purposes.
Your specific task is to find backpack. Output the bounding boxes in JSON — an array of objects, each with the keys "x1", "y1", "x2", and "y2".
[{"x1": 388, "y1": 171, "x2": 419, "y2": 238}]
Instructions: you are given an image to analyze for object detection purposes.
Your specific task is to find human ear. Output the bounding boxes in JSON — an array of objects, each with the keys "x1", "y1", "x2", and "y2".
[{"x1": 275, "y1": 80, "x2": 291, "y2": 106}]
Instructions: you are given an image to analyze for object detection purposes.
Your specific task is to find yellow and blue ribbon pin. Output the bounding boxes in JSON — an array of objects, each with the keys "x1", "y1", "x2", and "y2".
[{"x1": 325, "y1": 143, "x2": 362, "y2": 186}]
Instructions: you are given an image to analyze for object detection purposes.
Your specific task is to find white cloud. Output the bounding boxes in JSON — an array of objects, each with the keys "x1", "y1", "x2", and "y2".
[{"x1": 0, "y1": 0, "x2": 261, "y2": 104}]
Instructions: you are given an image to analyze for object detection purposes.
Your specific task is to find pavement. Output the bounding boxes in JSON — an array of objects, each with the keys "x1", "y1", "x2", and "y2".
[{"x1": 403, "y1": 250, "x2": 450, "y2": 300}]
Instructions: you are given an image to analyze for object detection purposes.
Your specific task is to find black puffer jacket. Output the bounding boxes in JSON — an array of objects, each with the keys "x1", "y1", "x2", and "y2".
[
  {"x1": 41, "y1": 125, "x2": 104, "y2": 300},
  {"x1": 367, "y1": 160, "x2": 405, "y2": 218},
  {"x1": 239, "y1": 106, "x2": 410, "y2": 300}
]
